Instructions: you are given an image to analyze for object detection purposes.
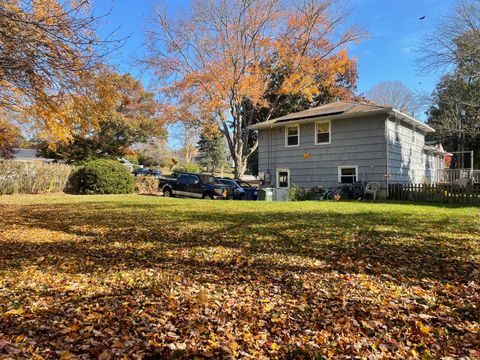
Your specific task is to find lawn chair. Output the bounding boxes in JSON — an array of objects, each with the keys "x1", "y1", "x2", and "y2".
[
  {"x1": 364, "y1": 182, "x2": 381, "y2": 200},
  {"x1": 454, "y1": 177, "x2": 469, "y2": 188}
]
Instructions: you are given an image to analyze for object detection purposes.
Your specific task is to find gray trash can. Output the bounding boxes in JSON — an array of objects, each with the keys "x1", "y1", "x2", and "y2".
[
  {"x1": 264, "y1": 187, "x2": 275, "y2": 201},
  {"x1": 258, "y1": 188, "x2": 275, "y2": 201}
]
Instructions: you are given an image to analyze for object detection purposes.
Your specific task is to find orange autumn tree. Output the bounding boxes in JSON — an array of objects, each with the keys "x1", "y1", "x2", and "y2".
[
  {"x1": 36, "y1": 68, "x2": 165, "y2": 162},
  {"x1": 146, "y1": 0, "x2": 364, "y2": 177},
  {"x1": 0, "y1": 0, "x2": 121, "y2": 144},
  {"x1": 0, "y1": 111, "x2": 22, "y2": 158}
]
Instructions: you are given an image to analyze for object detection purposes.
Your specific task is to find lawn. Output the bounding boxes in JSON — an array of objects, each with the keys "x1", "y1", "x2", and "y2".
[{"x1": 0, "y1": 195, "x2": 479, "y2": 359}]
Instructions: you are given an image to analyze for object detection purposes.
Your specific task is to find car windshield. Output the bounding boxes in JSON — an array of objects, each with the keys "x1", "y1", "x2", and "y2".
[
  {"x1": 219, "y1": 179, "x2": 235, "y2": 186},
  {"x1": 236, "y1": 180, "x2": 253, "y2": 188}
]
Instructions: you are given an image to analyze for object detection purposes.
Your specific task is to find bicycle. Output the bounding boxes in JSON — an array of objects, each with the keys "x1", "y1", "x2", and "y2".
[{"x1": 319, "y1": 186, "x2": 342, "y2": 200}]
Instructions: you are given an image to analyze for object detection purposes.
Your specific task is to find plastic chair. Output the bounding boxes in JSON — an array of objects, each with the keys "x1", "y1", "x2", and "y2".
[{"x1": 364, "y1": 182, "x2": 381, "y2": 200}]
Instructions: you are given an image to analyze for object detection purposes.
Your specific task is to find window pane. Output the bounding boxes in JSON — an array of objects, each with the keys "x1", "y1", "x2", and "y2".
[
  {"x1": 317, "y1": 122, "x2": 329, "y2": 133},
  {"x1": 178, "y1": 174, "x2": 189, "y2": 183},
  {"x1": 317, "y1": 132, "x2": 329, "y2": 144},
  {"x1": 278, "y1": 171, "x2": 288, "y2": 188},
  {"x1": 287, "y1": 135, "x2": 298, "y2": 146},
  {"x1": 340, "y1": 176, "x2": 355, "y2": 184},
  {"x1": 238, "y1": 181, "x2": 252, "y2": 187},
  {"x1": 341, "y1": 168, "x2": 356, "y2": 176},
  {"x1": 340, "y1": 167, "x2": 356, "y2": 184},
  {"x1": 287, "y1": 126, "x2": 298, "y2": 136}
]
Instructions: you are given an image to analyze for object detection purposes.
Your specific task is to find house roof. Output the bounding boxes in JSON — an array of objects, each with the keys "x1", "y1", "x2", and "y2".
[
  {"x1": 5, "y1": 148, "x2": 52, "y2": 162},
  {"x1": 423, "y1": 144, "x2": 451, "y2": 156},
  {"x1": 249, "y1": 100, "x2": 435, "y2": 133}
]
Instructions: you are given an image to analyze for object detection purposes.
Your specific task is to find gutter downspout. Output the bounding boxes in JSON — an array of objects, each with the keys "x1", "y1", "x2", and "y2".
[{"x1": 385, "y1": 116, "x2": 393, "y2": 198}]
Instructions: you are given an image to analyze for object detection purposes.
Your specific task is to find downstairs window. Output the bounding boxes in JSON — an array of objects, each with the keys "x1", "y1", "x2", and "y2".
[{"x1": 338, "y1": 166, "x2": 358, "y2": 184}]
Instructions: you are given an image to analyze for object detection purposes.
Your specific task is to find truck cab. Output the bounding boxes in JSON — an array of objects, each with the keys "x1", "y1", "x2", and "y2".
[{"x1": 160, "y1": 173, "x2": 235, "y2": 199}]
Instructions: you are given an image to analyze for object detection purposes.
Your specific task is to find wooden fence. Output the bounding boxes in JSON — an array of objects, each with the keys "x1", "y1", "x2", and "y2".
[{"x1": 389, "y1": 183, "x2": 480, "y2": 205}]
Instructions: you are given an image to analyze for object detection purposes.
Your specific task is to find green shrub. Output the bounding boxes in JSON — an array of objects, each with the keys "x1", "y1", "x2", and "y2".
[
  {"x1": 73, "y1": 159, "x2": 134, "y2": 194},
  {"x1": 286, "y1": 184, "x2": 308, "y2": 201},
  {"x1": 171, "y1": 163, "x2": 200, "y2": 177},
  {"x1": 135, "y1": 175, "x2": 159, "y2": 193},
  {"x1": 0, "y1": 161, "x2": 72, "y2": 195},
  {"x1": 286, "y1": 184, "x2": 326, "y2": 201}
]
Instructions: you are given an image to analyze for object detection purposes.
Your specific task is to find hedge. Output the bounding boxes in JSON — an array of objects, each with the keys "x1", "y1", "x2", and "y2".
[{"x1": 0, "y1": 161, "x2": 72, "y2": 195}]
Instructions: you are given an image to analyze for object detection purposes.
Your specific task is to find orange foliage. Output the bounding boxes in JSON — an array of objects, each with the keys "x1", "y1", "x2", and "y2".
[
  {"x1": 146, "y1": 0, "x2": 364, "y2": 176},
  {"x1": 0, "y1": 0, "x2": 114, "y2": 143}
]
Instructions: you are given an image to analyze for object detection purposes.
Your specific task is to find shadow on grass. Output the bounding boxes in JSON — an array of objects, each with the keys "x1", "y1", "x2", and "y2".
[{"x1": 1, "y1": 200, "x2": 478, "y2": 284}]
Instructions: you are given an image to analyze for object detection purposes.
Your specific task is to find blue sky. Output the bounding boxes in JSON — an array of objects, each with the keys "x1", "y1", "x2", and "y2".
[
  {"x1": 93, "y1": 0, "x2": 454, "y2": 95},
  {"x1": 92, "y1": 0, "x2": 455, "y2": 145}
]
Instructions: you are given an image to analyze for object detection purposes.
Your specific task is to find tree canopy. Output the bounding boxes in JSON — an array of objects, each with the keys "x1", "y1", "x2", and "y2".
[
  {"x1": 367, "y1": 81, "x2": 420, "y2": 116},
  {"x1": 145, "y1": 0, "x2": 363, "y2": 177},
  {"x1": 423, "y1": 0, "x2": 480, "y2": 168},
  {"x1": 0, "y1": 0, "x2": 123, "y2": 143},
  {"x1": 37, "y1": 71, "x2": 165, "y2": 163}
]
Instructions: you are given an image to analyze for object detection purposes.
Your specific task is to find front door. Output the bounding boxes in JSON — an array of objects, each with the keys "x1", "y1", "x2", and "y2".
[{"x1": 276, "y1": 169, "x2": 290, "y2": 189}]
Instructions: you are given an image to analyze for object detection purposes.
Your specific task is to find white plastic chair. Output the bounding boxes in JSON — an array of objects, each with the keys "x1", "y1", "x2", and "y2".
[
  {"x1": 454, "y1": 177, "x2": 469, "y2": 188},
  {"x1": 364, "y1": 182, "x2": 381, "y2": 200}
]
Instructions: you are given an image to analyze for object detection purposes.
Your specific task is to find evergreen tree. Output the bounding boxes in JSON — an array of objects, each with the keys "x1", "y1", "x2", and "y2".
[{"x1": 197, "y1": 132, "x2": 228, "y2": 174}]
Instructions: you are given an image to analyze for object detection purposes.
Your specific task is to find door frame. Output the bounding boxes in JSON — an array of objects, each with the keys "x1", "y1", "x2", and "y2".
[{"x1": 276, "y1": 168, "x2": 290, "y2": 189}]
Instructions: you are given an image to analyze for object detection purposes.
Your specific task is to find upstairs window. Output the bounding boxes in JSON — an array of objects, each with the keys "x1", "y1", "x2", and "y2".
[
  {"x1": 338, "y1": 166, "x2": 358, "y2": 184},
  {"x1": 315, "y1": 120, "x2": 331, "y2": 145},
  {"x1": 285, "y1": 125, "x2": 299, "y2": 147}
]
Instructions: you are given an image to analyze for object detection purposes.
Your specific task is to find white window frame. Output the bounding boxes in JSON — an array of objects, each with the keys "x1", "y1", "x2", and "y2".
[
  {"x1": 315, "y1": 120, "x2": 331, "y2": 145},
  {"x1": 285, "y1": 124, "x2": 300, "y2": 148},
  {"x1": 276, "y1": 168, "x2": 290, "y2": 188},
  {"x1": 338, "y1": 165, "x2": 358, "y2": 184}
]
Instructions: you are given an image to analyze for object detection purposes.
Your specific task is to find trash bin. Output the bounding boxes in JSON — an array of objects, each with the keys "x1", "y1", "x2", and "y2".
[
  {"x1": 264, "y1": 187, "x2": 275, "y2": 201},
  {"x1": 258, "y1": 189, "x2": 266, "y2": 201}
]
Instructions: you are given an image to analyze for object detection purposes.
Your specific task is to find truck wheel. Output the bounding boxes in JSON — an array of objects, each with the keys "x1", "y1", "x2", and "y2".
[
  {"x1": 202, "y1": 192, "x2": 214, "y2": 199},
  {"x1": 163, "y1": 188, "x2": 173, "y2": 197}
]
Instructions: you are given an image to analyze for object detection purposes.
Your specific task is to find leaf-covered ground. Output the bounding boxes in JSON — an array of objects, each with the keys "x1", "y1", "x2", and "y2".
[{"x1": 0, "y1": 195, "x2": 479, "y2": 359}]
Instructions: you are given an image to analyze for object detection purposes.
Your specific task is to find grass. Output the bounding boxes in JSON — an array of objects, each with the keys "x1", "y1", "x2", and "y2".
[{"x1": 0, "y1": 194, "x2": 479, "y2": 359}]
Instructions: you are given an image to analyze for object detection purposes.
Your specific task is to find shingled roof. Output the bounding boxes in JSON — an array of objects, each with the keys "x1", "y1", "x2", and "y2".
[{"x1": 249, "y1": 100, "x2": 434, "y2": 132}]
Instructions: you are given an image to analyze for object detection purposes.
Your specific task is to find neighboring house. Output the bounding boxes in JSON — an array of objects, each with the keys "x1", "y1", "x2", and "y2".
[
  {"x1": 118, "y1": 157, "x2": 134, "y2": 172},
  {"x1": 3, "y1": 148, "x2": 53, "y2": 162},
  {"x1": 250, "y1": 101, "x2": 448, "y2": 192}
]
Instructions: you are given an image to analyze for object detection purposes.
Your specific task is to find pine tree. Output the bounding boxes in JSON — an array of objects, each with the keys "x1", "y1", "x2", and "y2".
[{"x1": 197, "y1": 133, "x2": 228, "y2": 174}]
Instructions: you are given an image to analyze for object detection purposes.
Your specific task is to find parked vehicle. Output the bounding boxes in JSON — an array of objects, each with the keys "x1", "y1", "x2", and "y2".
[
  {"x1": 160, "y1": 173, "x2": 235, "y2": 199},
  {"x1": 218, "y1": 178, "x2": 258, "y2": 200},
  {"x1": 133, "y1": 168, "x2": 163, "y2": 178}
]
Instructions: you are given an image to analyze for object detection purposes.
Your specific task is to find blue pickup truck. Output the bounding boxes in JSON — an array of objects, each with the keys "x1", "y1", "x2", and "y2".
[{"x1": 159, "y1": 172, "x2": 235, "y2": 199}]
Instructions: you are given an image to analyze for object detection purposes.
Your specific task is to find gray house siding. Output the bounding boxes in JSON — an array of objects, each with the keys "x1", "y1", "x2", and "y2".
[
  {"x1": 386, "y1": 119, "x2": 427, "y2": 184},
  {"x1": 258, "y1": 115, "x2": 388, "y2": 188}
]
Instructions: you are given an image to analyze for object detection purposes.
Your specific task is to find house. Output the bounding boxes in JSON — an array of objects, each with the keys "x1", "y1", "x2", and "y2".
[
  {"x1": 118, "y1": 157, "x2": 135, "y2": 172},
  {"x1": 3, "y1": 148, "x2": 53, "y2": 162},
  {"x1": 250, "y1": 101, "x2": 448, "y2": 194}
]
